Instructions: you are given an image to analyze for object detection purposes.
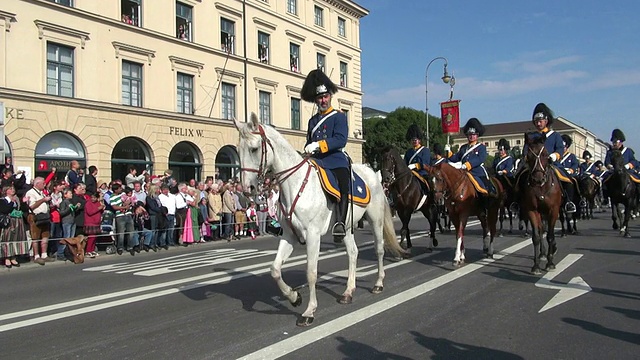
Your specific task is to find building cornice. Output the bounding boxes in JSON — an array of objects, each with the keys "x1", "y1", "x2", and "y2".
[
  {"x1": 0, "y1": 10, "x2": 17, "y2": 32},
  {"x1": 34, "y1": 19, "x2": 90, "y2": 48},
  {"x1": 214, "y1": 2, "x2": 243, "y2": 18},
  {"x1": 112, "y1": 41, "x2": 156, "y2": 65},
  {"x1": 321, "y1": 0, "x2": 370, "y2": 18}
]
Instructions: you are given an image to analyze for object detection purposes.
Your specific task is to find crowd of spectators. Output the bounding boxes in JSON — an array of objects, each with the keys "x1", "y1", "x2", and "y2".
[{"x1": 0, "y1": 156, "x2": 282, "y2": 269}]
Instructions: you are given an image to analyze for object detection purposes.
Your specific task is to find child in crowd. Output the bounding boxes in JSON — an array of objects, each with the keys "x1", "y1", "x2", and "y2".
[
  {"x1": 83, "y1": 192, "x2": 104, "y2": 258},
  {"x1": 245, "y1": 200, "x2": 258, "y2": 240},
  {"x1": 57, "y1": 188, "x2": 77, "y2": 260}
]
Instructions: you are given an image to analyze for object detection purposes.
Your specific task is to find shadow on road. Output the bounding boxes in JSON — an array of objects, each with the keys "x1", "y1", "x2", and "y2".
[
  {"x1": 409, "y1": 331, "x2": 525, "y2": 359},
  {"x1": 562, "y1": 317, "x2": 640, "y2": 345},
  {"x1": 604, "y1": 306, "x2": 640, "y2": 321},
  {"x1": 574, "y1": 247, "x2": 640, "y2": 256},
  {"x1": 334, "y1": 336, "x2": 412, "y2": 360}
]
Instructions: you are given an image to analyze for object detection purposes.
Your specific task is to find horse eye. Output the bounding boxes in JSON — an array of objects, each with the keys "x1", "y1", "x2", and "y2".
[{"x1": 250, "y1": 147, "x2": 258, "y2": 154}]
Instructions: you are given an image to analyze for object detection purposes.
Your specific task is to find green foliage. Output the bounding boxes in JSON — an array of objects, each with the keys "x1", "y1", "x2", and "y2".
[{"x1": 363, "y1": 107, "x2": 449, "y2": 170}]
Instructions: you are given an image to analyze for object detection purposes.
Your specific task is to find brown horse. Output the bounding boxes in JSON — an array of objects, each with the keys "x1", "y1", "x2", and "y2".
[
  {"x1": 380, "y1": 146, "x2": 438, "y2": 252},
  {"x1": 606, "y1": 150, "x2": 637, "y2": 237},
  {"x1": 521, "y1": 132, "x2": 562, "y2": 274},
  {"x1": 426, "y1": 163, "x2": 504, "y2": 266}
]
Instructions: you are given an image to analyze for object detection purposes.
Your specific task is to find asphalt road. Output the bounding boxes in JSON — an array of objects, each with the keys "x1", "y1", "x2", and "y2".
[{"x1": 1, "y1": 211, "x2": 638, "y2": 359}]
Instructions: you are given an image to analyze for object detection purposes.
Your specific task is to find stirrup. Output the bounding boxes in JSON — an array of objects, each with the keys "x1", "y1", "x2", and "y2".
[
  {"x1": 332, "y1": 222, "x2": 346, "y2": 236},
  {"x1": 565, "y1": 202, "x2": 577, "y2": 214},
  {"x1": 509, "y1": 202, "x2": 519, "y2": 214}
]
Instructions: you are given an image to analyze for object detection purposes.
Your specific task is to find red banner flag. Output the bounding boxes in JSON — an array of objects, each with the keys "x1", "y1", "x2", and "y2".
[{"x1": 440, "y1": 100, "x2": 461, "y2": 134}]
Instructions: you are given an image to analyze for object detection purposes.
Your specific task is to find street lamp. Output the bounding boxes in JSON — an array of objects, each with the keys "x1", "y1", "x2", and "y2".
[{"x1": 425, "y1": 57, "x2": 451, "y2": 148}]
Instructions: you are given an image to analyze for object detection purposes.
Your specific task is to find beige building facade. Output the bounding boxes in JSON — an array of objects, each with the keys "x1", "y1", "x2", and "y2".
[{"x1": 0, "y1": 0, "x2": 367, "y2": 183}]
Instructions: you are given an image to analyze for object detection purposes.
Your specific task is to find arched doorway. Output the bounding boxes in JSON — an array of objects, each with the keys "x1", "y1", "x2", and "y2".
[
  {"x1": 169, "y1": 141, "x2": 202, "y2": 182},
  {"x1": 34, "y1": 131, "x2": 86, "y2": 181},
  {"x1": 2, "y1": 137, "x2": 12, "y2": 171},
  {"x1": 111, "y1": 137, "x2": 153, "y2": 183},
  {"x1": 214, "y1": 145, "x2": 239, "y2": 182}
]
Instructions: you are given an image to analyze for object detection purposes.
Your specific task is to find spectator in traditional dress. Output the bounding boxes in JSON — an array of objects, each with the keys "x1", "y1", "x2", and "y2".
[{"x1": 0, "y1": 185, "x2": 28, "y2": 268}]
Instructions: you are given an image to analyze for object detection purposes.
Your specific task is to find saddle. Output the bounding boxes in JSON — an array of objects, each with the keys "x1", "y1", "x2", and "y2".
[
  {"x1": 464, "y1": 173, "x2": 500, "y2": 197},
  {"x1": 310, "y1": 160, "x2": 370, "y2": 207}
]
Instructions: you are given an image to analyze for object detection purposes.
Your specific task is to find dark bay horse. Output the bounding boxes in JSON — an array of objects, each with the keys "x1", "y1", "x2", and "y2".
[
  {"x1": 521, "y1": 133, "x2": 562, "y2": 274},
  {"x1": 380, "y1": 147, "x2": 438, "y2": 252},
  {"x1": 606, "y1": 150, "x2": 637, "y2": 237},
  {"x1": 427, "y1": 162, "x2": 504, "y2": 266},
  {"x1": 578, "y1": 175, "x2": 600, "y2": 220}
]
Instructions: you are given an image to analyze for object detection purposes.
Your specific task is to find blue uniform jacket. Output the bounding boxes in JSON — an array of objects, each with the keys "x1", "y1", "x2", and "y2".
[
  {"x1": 560, "y1": 151, "x2": 579, "y2": 176},
  {"x1": 306, "y1": 108, "x2": 349, "y2": 169},
  {"x1": 404, "y1": 146, "x2": 431, "y2": 177},
  {"x1": 431, "y1": 156, "x2": 448, "y2": 166},
  {"x1": 578, "y1": 161, "x2": 596, "y2": 175},
  {"x1": 523, "y1": 128, "x2": 564, "y2": 168},
  {"x1": 449, "y1": 142, "x2": 489, "y2": 179},
  {"x1": 603, "y1": 146, "x2": 640, "y2": 181},
  {"x1": 493, "y1": 155, "x2": 514, "y2": 177}
]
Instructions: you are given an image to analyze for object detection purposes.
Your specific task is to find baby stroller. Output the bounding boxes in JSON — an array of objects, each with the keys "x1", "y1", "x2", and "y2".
[{"x1": 95, "y1": 210, "x2": 117, "y2": 254}]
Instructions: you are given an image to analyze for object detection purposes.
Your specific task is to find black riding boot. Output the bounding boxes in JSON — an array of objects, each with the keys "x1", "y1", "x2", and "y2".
[
  {"x1": 332, "y1": 168, "x2": 350, "y2": 243},
  {"x1": 563, "y1": 182, "x2": 577, "y2": 213}
]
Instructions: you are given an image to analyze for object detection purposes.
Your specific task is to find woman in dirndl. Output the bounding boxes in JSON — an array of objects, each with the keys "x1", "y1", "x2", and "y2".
[{"x1": 0, "y1": 185, "x2": 29, "y2": 268}]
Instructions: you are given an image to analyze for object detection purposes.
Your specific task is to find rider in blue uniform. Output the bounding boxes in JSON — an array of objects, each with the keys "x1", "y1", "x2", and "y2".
[
  {"x1": 446, "y1": 117, "x2": 496, "y2": 214},
  {"x1": 603, "y1": 128, "x2": 640, "y2": 184},
  {"x1": 301, "y1": 69, "x2": 349, "y2": 242},
  {"x1": 405, "y1": 124, "x2": 431, "y2": 178},
  {"x1": 493, "y1": 138, "x2": 514, "y2": 190},
  {"x1": 578, "y1": 151, "x2": 596, "y2": 176},
  {"x1": 431, "y1": 143, "x2": 448, "y2": 166},
  {"x1": 511, "y1": 103, "x2": 577, "y2": 213}
]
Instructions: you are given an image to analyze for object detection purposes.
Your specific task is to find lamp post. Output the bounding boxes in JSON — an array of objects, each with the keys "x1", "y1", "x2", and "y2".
[{"x1": 425, "y1": 57, "x2": 451, "y2": 148}]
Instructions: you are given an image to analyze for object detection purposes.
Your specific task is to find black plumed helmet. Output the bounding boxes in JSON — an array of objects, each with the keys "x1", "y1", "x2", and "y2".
[
  {"x1": 432, "y1": 143, "x2": 444, "y2": 156},
  {"x1": 497, "y1": 138, "x2": 510, "y2": 151},
  {"x1": 532, "y1": 102, "x2": 555, "y2": 126},
  {"x1": 582, "y1": 150, "x2": 592, "y2": 160},
  {"x1": 405, "y1": 124, "x2": 423, "y2": 141},
  {"x1": 561, "y1": 134, "x2": 572, "y2": 148},
  {"x1": 300, "y1": 69, "x2": 338, "y2": 102},
  {"x1": 463, "y1": 118, "x2": 485, "y2": 137},
  {"x1": 611, "y1": 128, "x2": 626, "y2": 142}
]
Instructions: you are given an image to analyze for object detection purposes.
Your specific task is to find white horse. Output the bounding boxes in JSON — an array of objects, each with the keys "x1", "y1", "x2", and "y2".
[{"x1": 234, "y1": 114, "x2": 405, "y2": 327}]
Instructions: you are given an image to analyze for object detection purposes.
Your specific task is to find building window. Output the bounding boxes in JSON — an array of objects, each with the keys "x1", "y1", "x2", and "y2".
[
  {"x1": 314, "y1": 6, "x2": 324, "y2": 27},
  {"x1": 177, "y1": 72, "x2": 193, "y2": 114},
  {"x1": 221, "y1": 18, "x2": 235, "y2": 54},
  {"x1": 342, "y1": 109, "x2": 349, "y2": 122},
  {"x1": 48, "y1": 0, "x2": 73, "y2": 6},
  {"x1": 176, "y1": 2, "x2": 192, "y2": 41},
  {"x1": 287, "y1": 0, "x2": 297, "y2": 15},
  {"x1": 291, "y1": 98, "x2": 301, "y2": 130},
  {"x1": 317, "y1": 53, "x2": 326, "y2": 73},
  {"x1": 122, "y1": 61, "x2": 143, "y2": 107},
  {"x1": 290, "y1": 43, "x2": 300, "y2": 72},
  {"x1": 121, "y1": 0, "x2": 141, "y2": 26},
  {"x1": 338, "y1": 17, "x2": 346, "y2": 37},
  {"x1": 340, "y1": 61, "x2": 348, "y2": 87},
  {"x1": 494, "y1": 141, "x2": 499, "y2": 146},
  {"x1": 221, "y1": 82, "x2": 236, "y2": 120},
  {"x1": 258, "y1": 31, "x2": 270, "y2": 64},
  {"x1": 46, "y1": 42, "x2": 74, "y2": 98},
  {"x1": 516, "y1": 140, "x2": 522, "y2": 145},
  {"x1": 259, "y1": 91, "x2": 271, "y2": 124}
]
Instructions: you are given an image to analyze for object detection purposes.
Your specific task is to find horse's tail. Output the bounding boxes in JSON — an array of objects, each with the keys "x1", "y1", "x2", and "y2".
[{"x1": 383, "y1": 200, "x2": 407, "y2": 258}]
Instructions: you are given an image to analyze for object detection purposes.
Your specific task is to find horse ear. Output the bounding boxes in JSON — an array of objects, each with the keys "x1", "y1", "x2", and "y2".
[
  {"x1": 232, "y1": 116, "x2": 244, "y2": 132},
  {"x1": 249, "y1": 112, "x2": 260, "y2": 130}
]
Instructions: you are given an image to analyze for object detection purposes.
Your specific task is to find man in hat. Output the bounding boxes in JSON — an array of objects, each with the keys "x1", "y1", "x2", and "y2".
[
  {"x1": 559, "y1": 134, "x2": 579, "y2": 213},
  {"x1": 493, "y1": 138, "x2": 514, "y2": 179},
  {"x1": 431, "y1": 143, "x2": 448, "y2": 166},
  {"x1": 405, "y1": 124, "x2": 431, "y2": 176},
  {"x1": 301, "y1": 69, "x2": 350, "y2": 243},
  {"x1": 510, "y1": 103, "x2": 573, "y2": 213},
  {"x1": 446, "y1": 117, "x2": 496, "y2": 214},
  {"x1": 578, "y1": 150, "x2": 596, "y2": 176},
  {"x1": 603, "y1": 128, "x2": 640, "y2": 182}
]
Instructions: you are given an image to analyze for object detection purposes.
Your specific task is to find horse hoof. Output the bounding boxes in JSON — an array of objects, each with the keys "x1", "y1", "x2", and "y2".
[
  {"x1": 483, "y1": 247, "x2": 489, "y2": 254},
  {"x1": 291, "y1": 291, "x2": 302, "y2": 307},
  {"x1": 545, "y1": 264, "x2": 556, "y2": 271},
  {"x1": 612, "y1": 224, "x2": 619, "y2": 230},
  {"x1": 508, "y1": 230, "x2": 513, "y2": 235},
  {"x1": 453, "y1": 260, "x2": 463, "y2": 267},
  {"x1": 371, "y1": 286, "x2": 384, "y2": 294},
  {"x1": 338, "y1": 294, "x2": 353, "y2": 304},
  {"x1": 485, "y1": 253, "x2": 493, "y2": 259},
  {"x1": 561, "y1": 234, "x2": 567, "y2": 238},
  {"x1": 425, "y1": 248, "x2": 433, "y2": 253},
  {"x1": 296, "y1": 316, "x2": 314, "y2": 327},
  {"x1": 433, "y1": 239, "x2": 439, "y2": 247},
  {"x1": 531, "y1": 267, "x2": 542, "y2": 275},
  {"x1": 624, "y1": 233, "x2": 632, "y2": 238},
  {"x1": 499, "y1": 233, "x2": 504, "y2": 238},
  {"x1": 539, "y1": 254, "x2": 547, "y2": 261}
]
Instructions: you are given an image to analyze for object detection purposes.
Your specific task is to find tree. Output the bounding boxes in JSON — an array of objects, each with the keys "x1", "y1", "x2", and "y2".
[{"x1": 363, "y1": 107, "x2": 449, "y2": 169}]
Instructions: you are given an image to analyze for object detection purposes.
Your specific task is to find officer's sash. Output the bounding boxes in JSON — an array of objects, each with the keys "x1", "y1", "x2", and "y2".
[
  {"x1": 408, "y1": 147, "x2": 424, "y2": 164},
  {"x1": 310, "y1": 110, "x2": 337, "y2": 135},
  {"x1": 495, "y1": 155, "x2": 511, "y2": 171},
  {"x1": 461, "y1": 143, "x2": 482, "y2": 161}
]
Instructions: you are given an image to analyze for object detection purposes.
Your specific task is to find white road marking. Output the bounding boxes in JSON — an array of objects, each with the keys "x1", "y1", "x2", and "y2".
[
  {"x1": 535, "y1": 254, "x2": 592, "y2": 313},
  {"x1": 236, "y1": 239, "x2": 531, "y2": 360}
]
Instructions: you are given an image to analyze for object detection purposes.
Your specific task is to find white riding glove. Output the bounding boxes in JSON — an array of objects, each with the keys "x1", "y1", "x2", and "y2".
[
  {"x1": 408, "y1": 164, "x2": 417, "y2": 170},
  {"x1": 304, "y1": 142, "x2": 320, "y2": 154},
  {"x1": 444, "y1": 144, "x2": 451, "y2": 152},
  {"x1": 549, "y1": 153, "x2": 558, "y2": 162},
  {"x1": 625, "y1": 163, "x2": 632, "y2": 170},
  {"x1": 497, "y1": 170, "x2": 505, "y2": 175},
  {"x1": 451, "y1": 162, "x2": 465, "y2": 170}
]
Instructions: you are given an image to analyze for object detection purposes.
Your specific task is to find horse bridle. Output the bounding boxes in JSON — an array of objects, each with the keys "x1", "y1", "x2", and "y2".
[
  {"x1": 240, "y1": 125, "x2": 273, "y2": 182},
  {"x1": 527, "y1": 146, "x2": 550, "y2": 186},
  {"x1": 382, "y1": 154, "x2": 414, "y2": 198}
]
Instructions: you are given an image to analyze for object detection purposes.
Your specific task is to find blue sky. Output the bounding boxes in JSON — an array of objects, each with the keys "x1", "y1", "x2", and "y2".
[{"x1": 358, "y1": 0, "x2": 640, "y2": 150}]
